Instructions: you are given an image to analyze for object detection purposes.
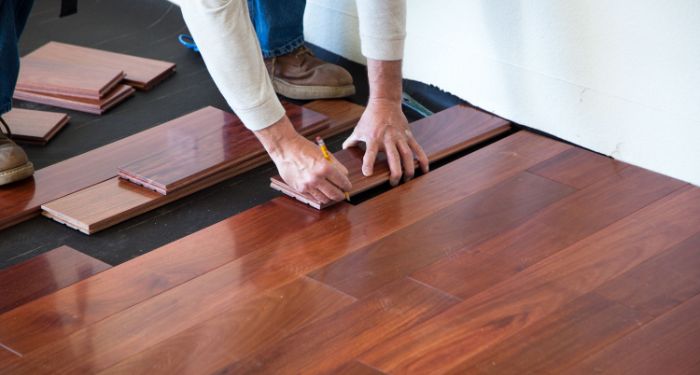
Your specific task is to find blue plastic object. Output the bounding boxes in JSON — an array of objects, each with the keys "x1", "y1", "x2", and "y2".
[{"x1": 178, "y1": 34, "x2": 199, "y2": 52}]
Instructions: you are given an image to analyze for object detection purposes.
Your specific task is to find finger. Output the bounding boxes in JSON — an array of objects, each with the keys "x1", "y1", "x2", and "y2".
[
  {"x1": 307, "y1": 187, "x2": 330, "y2": 205},
  {"x1": 397, "y1": 140, "x2": 415, "y2": 181},
  {"x1": 342, "y1": 133, "x2": 360, "y2": 150},
  {"x1": 316, "y1": 178, "x2": 346, "y2": 202},
  {"x1": 407, "y1": 136, "x2": 429, "y2": 173},
  {"x1": 362, "y1": 142, "x2": 379, "y2": 177},
  {"x1": 326, "y1": 164, "x2": 352, "y2": 192},
  {"x1": 385, "y1": 143, "x2": 403, "y2": 187}
]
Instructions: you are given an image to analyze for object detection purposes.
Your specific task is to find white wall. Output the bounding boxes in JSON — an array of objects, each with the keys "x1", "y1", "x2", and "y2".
[{"x1": 304, "y1": 0, "x2": 700, "y2": 186}]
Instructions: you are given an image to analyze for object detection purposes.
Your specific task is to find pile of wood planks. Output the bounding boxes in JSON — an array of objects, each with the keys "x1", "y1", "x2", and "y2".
[{"x1": 13, "y1": 42, "x2": 175, "y2": 114}]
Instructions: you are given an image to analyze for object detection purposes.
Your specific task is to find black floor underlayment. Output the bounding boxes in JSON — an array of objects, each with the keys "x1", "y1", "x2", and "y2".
[{"x1": 0, "y1": 0, "x2": 468, "y2": 269}]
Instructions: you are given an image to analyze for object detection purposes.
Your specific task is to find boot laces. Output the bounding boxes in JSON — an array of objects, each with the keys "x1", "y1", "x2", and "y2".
[{"x1": 0, "y1": 116, "x2": 11, "y2": 138}]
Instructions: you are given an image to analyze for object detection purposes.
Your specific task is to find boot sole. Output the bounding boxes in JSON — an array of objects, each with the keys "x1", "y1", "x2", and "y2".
[
  {"x1": 0, "y1": 161, "x2": 34, "y2": 186},
  {"x1": 272, "y1": 79, "x2": 356, "y2": 100}
]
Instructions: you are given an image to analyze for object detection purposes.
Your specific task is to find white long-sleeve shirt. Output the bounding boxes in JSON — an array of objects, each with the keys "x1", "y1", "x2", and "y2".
[{"x1": 171, "y1": 0, "x2": 406, "y2": 131}]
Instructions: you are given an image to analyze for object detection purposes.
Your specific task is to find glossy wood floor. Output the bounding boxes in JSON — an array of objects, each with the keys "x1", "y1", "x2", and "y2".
[{"x1": 0, "y1": 130, "x2": 698, "y2": 374}]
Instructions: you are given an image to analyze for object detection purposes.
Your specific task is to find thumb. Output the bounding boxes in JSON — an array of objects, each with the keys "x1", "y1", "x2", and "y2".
[{"x1": 342, "y1": 133, "x2": 360, "y2": 150}]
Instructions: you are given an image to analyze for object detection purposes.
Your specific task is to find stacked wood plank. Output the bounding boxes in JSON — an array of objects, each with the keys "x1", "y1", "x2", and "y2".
[
  {"x1": 2, "y1": 128, "x2": 698, "y2": 374},
  {"x1": 270, "y1": 104, "x2": 511, "y2": 209},
  {"x1": 2, "y1": 108, "x2": 69, "y2": 145},
  {"x1": 13, "y1": 42, "x2": 176, "y2": 114},
  {"x1": 39, "y1": 100, "x2": 364, "y2": 234}
]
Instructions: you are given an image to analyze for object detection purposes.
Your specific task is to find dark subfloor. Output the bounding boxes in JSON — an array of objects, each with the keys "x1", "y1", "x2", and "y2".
[{"x1": 0, "y1": 0, "x2": 464, "y2": 269}]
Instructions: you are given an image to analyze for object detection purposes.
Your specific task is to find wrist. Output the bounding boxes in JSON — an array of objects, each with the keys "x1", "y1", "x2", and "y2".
[{"x1": 254, "y1": 115, "x2": 301, "y2": 159}]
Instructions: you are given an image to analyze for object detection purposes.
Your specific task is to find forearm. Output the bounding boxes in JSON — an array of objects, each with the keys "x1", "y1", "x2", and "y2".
[
  {"x1": 178, "y1": 0, "x2": 284, "y2": 131},
  {"x1": 367, "y1": 59, "x2": 403, "y2": 104}
]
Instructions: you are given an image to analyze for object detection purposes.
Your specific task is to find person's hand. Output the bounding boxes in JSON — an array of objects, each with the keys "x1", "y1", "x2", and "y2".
[
  {"x1": 343, "y1": 98, "x2": 429, "y2": 186},
  {"x1": 256, "y1": 116, "x2": 351, "y2": 204}
]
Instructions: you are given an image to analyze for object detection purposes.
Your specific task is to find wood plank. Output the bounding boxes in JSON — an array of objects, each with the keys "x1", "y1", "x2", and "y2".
[
  {"x1": 0, "y1": 132, "x2": 570, "y2": 354},
  {"x1": 0, "y1": 245, "x2": 110, "y2": 314},
  {"x1": 16, "y1": 57, "x2": 124, "y2": 99},
  {"x1": 2, "y1": 108, "x2": 69, "y2": 145},
  {"x1": 334, "y1": 361, "x2": 386, "y2": 375},
  {"x1": 41, "y1": 101, "x2": 363, "y2": 234},
  {"x1": 118, "y1": 103, "x2": 328, "y2": 195},
  {"x1": 97, "y1": 277, "x2": 354, "y2": 375},
  {"x1": 528, "y1": 147, "x2": 626, "y2": 189},
  {"x1": 359, "y1": 186, "x2": 700, "y2": 374},
  {"x1": 26, "y1": 41, "x2": 176, "y2": 90},
  {"x1": 14, "y1": 84, "x2": 135, "y2": 115},
  {"x1": 270, "y1": 104, "x2": 511, "y2": 209},
  {"x1": 0, "y1": 102, "x2": 327, "y2": 231},
  {"x1": 566, "y1": 292, "x2": 700, "y2": 375},
  {"x1": 2, "y1": 277, "x2": 354, "y2": 374},
  {"x1": 450, "y1": 293, "x2": 649, "y2": 374},
  {"x1": 218, "y1": 278, "x2": 459, "y2": 374},
  {"x1": 411, "y1": 163, "x2": 682, "y2": 300},
  {"x1": 596, "y1": 231, "x2": 700, "y2": 317},
  {"x1": 308, "y1": 171, "x2": 575, "y2": 299}
]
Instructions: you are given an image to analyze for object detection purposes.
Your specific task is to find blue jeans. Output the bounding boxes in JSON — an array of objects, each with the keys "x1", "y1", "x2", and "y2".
[
  {"x1": 247, "y1": 0, "x2": 306, "y2": 58},
  {"x1": 0, "y1": 0, "x2": 34, "y2": 115}
]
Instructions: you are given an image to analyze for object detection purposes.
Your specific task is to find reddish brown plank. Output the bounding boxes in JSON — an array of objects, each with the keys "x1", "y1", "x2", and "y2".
[
  {"x1": 16, "y1": 57, "x2": 123, "y2": 99},
  {"x1": 308, "y1": 171, "x2": 575, "y2": 299},
  {"x1": 14, "y1": 84, "x2": 135, "y2": 115},
  {"x1": 0, "y1": 132, "x2": 570, "y2": 354},
  {"x1": 566, "y1": 292, "x2": 700, "y2": 375},
  {"x1": 26, "y1": 41, "x2": 176, "y2": 90},
  {"x1": 596, "y1": 231, "x2": 700, "y2": 317},
  {"x1": 0, "y1": 102, "x2": 323, "y2": 231},
  {"x1": 449, "y1": 293, "x2": 649, "y2": 374},
  {"x1": 2, "y1": 108, "x2": 69, "y2": 145},
  {"x1": 118, "y1": 103, "x2": 328, "y2": 194},
  {"x1": 270, "y1": 104, "x2": 511, "y2": 209},
  {"x1": 334, "y1": 361, "x2": 386, "y2": 375},
  {"x1": 218, "y1": 278, "x2": 459, "y2": 374},
  {"x1": 360, "y1": 186, "x2": 700, "y2": 373},
  {"x1": 529, "y1": 147, "x2": 626, "y2": 189},
  {"x1": 411, "y1": 164, "x2": 685, "y2": 300},
  {"x1": 3, "y1": 277, "x2": 354, "y2": 374},
  {"x1": 0, "y1": 246, "x2": 110, "y2": 314}
]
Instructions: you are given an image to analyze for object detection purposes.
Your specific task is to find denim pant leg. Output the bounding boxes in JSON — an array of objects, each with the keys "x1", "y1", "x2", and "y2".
[
  {"x1": 247, "y1": 0, "x2": 306, "y2": 58},
  {"x1": 0, "y1": 0, "x2": 34, "y2": 115}
]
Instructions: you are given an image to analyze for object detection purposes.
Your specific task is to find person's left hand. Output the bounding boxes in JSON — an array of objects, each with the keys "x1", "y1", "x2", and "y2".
[{"x1": 342, "y1": 98, "x2": 429, "y2": 186}]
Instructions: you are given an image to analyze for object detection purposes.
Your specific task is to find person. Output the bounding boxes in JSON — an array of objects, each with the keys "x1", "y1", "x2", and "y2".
[
  {"x1": 178, "y1": 0, "x2": 429, "y2": 205},
  {"x1": 0, "y1": 0, "x2": 35, "y2": 186}
]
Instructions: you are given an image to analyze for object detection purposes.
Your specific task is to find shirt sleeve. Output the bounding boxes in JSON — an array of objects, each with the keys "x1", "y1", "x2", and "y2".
[
  {"x1": 355, "y1": 0, "x2": 407, "y2": 61},
  {"x1": 176, "y1": 0, "x2": 285, "y2": 131}
]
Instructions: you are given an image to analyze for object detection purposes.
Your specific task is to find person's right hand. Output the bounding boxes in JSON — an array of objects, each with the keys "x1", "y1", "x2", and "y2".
[{"x1": 255, "y1": 115, "x2": 351, "y2": 204}]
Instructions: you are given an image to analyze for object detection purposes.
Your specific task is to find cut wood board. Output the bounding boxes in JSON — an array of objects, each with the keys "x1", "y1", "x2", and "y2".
[
  {"x1": 2, "y1": 108, "x2": 69, "y2": 145},
  {"x1": 13, "y1": 84, "x2": 135, "y2": 115},
  {"x1": 271, "y1": 104, "x2": 511, "y2": 209},
  {"x1": 0, "y1": 245, "x2": 110, "y2": 314},
  {"x1": 41, "y1": 100, "x2": 365, "y2": 234},
  {"x1": 118, "y1": 103, "x2": 329, "y2": 195},
  {"x1": 15, "y1": 58, "x2": 124, "y2": 100},
  {"x1": 25, "y1": 41, "x2": 176, "y2": 90}
]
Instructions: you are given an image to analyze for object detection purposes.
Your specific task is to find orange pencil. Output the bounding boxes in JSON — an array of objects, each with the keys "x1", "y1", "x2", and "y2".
[{"x1": 316, "y1": 136, "x2": 350, "y2": 202}]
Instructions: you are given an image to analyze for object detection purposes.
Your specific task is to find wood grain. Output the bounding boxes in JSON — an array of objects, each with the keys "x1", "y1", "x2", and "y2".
[
  {"x1": 98, "y1": 277, "x2": 354, "y2": 375},
  {"x1": 26, "y1": 41, "x2": 176, "y2": 90},
  {"x1": 16, "y1": 57, "x2": 124, "y2": 99},
  {"x1": 0, "y1": 246, "x2": 110, "y2": 314},
  {"x1": 308, "y1": 171, "x2": 575, "y2": 299},
  {"x1": 528, "y1": 147, "x2": 626, "y2": 189},
  {"x1": 333, "y1": 361, "x2": 386, "y2": 375},
  {"x1": 0, "y1": 132, "x2": 569, "y2": 354},
  {"x1": 360, "y1": 186, "x2": 699, "y2": 373},
  {"x1": 118, "y1": 103, "x2": 328, "y2": 194},
  {"x1": 14, "y1": 84, "x2": 135, "y2": 115},
  {"x1": 411, "y1": 163, "x2": 680, "y2": 300},
  {"x1": 270, "y1": 104, "x2": 511, "y2": 209},
  {"x1": 41, "y1": 101, "x2": 364, "y2": 234},
  {"x1": 0, "y1": 100, "x2": 343, "y2": 231},
  {"x1": 566, "y1": 292, "x2": 700, "y2": 375},
  {"x1": 219, "y1": 278, "x2": 459, "y2": 374},
  {"x1": 2, "y1": 108, "x2": 69, "y2": 145}
]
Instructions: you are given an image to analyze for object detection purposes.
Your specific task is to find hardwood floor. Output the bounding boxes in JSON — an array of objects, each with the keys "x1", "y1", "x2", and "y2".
[{"x1": 1, "y1": 125, "x2": 698, "y2": 374}]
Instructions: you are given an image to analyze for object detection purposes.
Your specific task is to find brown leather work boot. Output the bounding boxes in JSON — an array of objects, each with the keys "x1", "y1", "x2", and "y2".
[
  {"x1": 0, "y1": 116, "x2": 34, "y2": 186},
  {"x1": 265, "y1": 46, "x2": 355, "y2": 100}
]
